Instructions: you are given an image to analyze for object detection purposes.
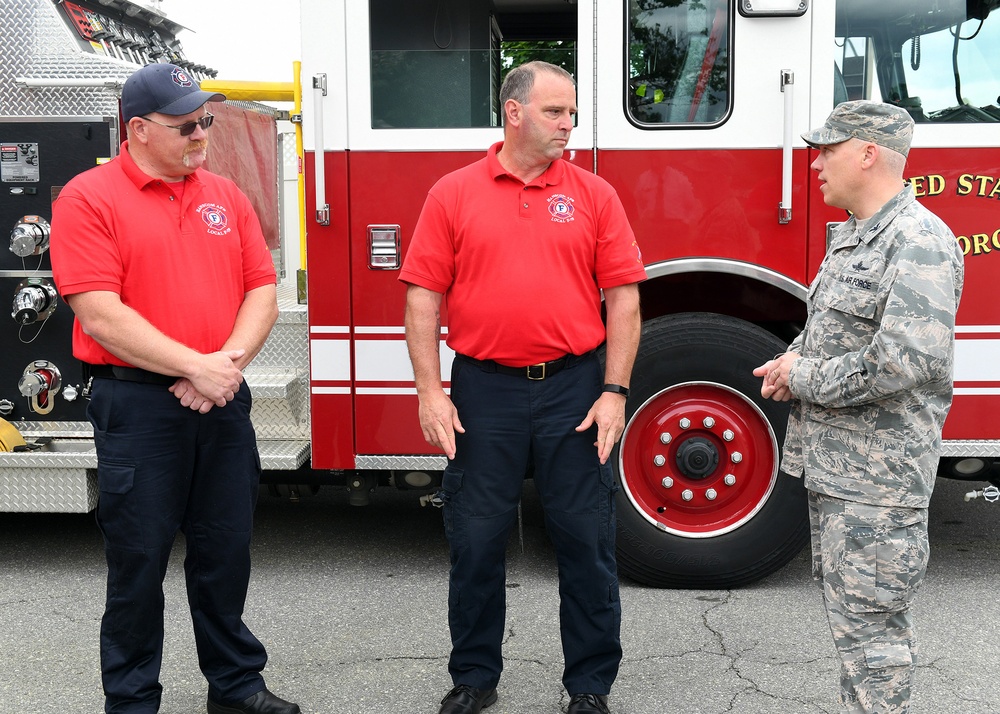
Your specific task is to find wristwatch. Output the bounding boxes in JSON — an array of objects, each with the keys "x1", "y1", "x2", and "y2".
[{"x1": 603, "y1": 383, "x2": 630, "y2": 398}]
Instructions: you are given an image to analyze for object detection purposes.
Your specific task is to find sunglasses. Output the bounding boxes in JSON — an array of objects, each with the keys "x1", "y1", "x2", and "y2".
[{"x1": 140, "y1": 113, "x2": 215, "y2": 136}]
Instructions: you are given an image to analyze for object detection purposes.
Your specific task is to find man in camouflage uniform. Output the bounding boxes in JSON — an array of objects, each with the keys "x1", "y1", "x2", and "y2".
[{"x1": 753, "y1": 101, "x2": 964, "y2": 713}]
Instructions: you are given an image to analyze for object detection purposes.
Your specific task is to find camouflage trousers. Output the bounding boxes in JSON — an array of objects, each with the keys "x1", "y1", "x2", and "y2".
[{"x1": 808, "y1": 491, "x2": 929, "y2": 714}]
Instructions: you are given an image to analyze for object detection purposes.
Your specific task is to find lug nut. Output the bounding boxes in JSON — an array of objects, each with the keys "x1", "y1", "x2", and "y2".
[
  {"x1": 702, "y1": 417, "x2": 715, "y2": 428},
  {"x1": 722, "y1": 429, "x2": 735, "y2": 441},
  {"x1": 661, "y1": 477, "x2": 674, "y2": 489},
  {"x1": 681, "y1": 489, "x2": 694, "y2": 501},
  {"x1": 724, "y1": 474, "x2": 736, "y2": 486},
  {"x1": 653, "y1": 454, "x2": 666, "y2": 467},
  {"x1": 660, "y1": 432, "x2": 672, "y2": 444},
  {"x1": 731, "y1": 451, "x2": 743, "y2": 463},
  {"x1": 706, "y1": 488, "x2": 718, "y2": 500},
  {"x1": 679, "y1": 418, "x2": 691, "y2": 429}
]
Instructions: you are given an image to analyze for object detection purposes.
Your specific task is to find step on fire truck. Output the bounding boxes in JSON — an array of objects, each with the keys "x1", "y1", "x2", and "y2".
[{"x1": 2, "y1": 0, "x2": 999, "y2": 589}]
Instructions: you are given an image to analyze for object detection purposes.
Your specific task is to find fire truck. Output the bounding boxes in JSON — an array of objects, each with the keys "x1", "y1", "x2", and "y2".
[{"x1": 3, "y1": 0, "x2": 1000, "y2": 590}]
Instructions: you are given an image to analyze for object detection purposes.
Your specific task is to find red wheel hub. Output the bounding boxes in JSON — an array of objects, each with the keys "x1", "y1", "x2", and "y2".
[{"x1": 618, "y1": 382, "x2": 778, "y2": 537}]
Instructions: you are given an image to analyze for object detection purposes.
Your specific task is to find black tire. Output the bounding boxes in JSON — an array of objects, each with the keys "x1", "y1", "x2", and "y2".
[{"x1": 612, "y1": 312, "x2": 808, "y2": 588}]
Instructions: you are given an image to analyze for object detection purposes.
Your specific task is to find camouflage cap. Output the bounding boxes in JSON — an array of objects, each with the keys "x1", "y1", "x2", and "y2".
[{"x1": 801, "y1": 100, "x2": 914, "y2": 157}]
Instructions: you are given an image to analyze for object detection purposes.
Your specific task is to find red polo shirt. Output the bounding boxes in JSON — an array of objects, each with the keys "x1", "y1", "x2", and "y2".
[
  {"x1": 50, "y1": 140, "x2": 276, "y2": 365},
  {"x1": 400, "y1": 142, "x2": 646, "y2": 366}
]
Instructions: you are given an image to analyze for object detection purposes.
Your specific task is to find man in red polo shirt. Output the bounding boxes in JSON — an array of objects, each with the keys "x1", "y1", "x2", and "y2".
[
  {"x1": 49, "y1": 63, "x2": 298, "y2": 714},
  {"x1": 401, "y1": 61, "x2": 646, "y2": 714}
]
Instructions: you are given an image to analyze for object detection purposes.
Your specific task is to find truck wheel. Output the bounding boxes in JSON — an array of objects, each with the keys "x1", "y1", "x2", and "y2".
[{"x1": 613, "y1": 312, "x2": 808, "y2": 588}]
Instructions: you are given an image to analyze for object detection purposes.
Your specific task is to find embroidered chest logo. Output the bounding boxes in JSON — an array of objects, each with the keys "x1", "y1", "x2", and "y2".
[
  {"x1": 547, "y1": 194, "x2": 575, "y2": 223},
  {"x1": 171, "y1": 67, "x2": 194, "y2": 88},
  {"x1": 197, "y1": 203, "x2": 231, "y2": 235}
]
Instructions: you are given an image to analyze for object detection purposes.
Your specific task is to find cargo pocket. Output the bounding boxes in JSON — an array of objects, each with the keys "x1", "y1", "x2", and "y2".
[
  {"x1": 96, "y1": 460, "x2": 143, "y2": 551},
  {"x1": 838, "y1": 520, "x2": 878, "y2": 614},
  {"x1": 840, "y1": 509, "x2": 927, "y2": 615},
  {"x1": 861, "y1": 642, "x2": 914, "y2": 707},
  {"x1": 99, "y1": 459, "x2": 134, "y2": 494},
  {"x1": 874, "y1": 520, "x2": 927, "y2": 610}
]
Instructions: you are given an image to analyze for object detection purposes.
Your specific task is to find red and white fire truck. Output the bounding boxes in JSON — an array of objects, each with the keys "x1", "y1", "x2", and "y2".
[{"x1": 3, "y1": 0, "x2": 1000, "y2": 589}]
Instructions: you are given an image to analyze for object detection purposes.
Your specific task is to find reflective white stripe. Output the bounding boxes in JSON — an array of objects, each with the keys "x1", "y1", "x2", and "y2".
[
  {"x1": 353, "y1": 325, "x2": 448, "y2": 334},
  {"x1": 310, "y1": 325, "x2": 349, "y2": 334},
  {"x1": 310, "y1": 339, "x2": 351, "y2": 381},
  {"x1": 311, "y1": 331, "x2": 1000, "y2": 387},
  {"x1": 356, "y1": 387, "x2": 450, "y2": 395},
  {"x1": 311, "y1": 386, "x2": 352, "y2": 395},
  {"x1": 355, "y1": 326, "x2": 405, "y2": 334},
  {"x1": 308, "y1": 332, "x2": 453, "y2": 384},
  {"x1": 956, "y1": 326, "x2": 1000, "y2": 334},
  {"x1": 354, "y1": 339, "x2": 412, "y2": 381},
  {"x1": 354, "y1": 339, "x2": 455, "y2": 383},
  {"x1": 955, "y1": 339, "x2": 1000, "y2": 383}
]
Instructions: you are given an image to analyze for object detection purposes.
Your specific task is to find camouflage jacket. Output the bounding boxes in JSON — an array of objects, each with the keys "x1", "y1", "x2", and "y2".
[{"x1": 782, "y1": 187, "x2": 964, "y2": 508}]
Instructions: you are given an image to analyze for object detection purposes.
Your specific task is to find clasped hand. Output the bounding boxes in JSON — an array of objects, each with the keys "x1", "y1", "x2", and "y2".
[{"x1": 168, "y1": 349, "x2": 246, "y2": 414}]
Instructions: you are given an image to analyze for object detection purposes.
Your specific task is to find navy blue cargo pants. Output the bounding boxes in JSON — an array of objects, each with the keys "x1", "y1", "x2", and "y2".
[
  {"x1": 88, "y1": 377, "x2": 268, "y2": 713},
  {"x1": 441, "y1": 351, "x2": 622, "y2": 696}
]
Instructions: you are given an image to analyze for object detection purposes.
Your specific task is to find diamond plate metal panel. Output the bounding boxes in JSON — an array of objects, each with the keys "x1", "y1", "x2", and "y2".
[
  {"x1": 245, "y1": 283, "x2": 310, "y2": 442},
  {"x1": 254, "y1": 284, "x2": 309, "y2": 371},
  {"x1": 14, "y1": 421, "x2": 94, "y2": 438},
  {"x1": 247, "y1": 369, "x2": 310, "y2": 440},
  {"x1": 0, "y1": 465, "x2": 97, "y2": 512},
  {"x1": 354, "y1": 455, "x2": 448, "y2": 471},
  {"x1": 1, "y1": 0, "x2": 135, "y2": 117},
  {"x1": 0, "y1": 447, "x2": 96, "y2": 468},
  {"x1": 258, "y1": 440, "x2": 311, "y2": 470},
  {"x1": 939, "y1": 440, "x2": 1000, "y2": 458}
]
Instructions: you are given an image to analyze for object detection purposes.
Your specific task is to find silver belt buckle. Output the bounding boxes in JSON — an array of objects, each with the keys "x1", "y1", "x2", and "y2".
[{"x1": 526, "y1": 363, "x2": 546, "y2": 380}]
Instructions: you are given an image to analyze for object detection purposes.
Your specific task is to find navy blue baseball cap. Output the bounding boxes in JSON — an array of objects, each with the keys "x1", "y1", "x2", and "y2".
[{"x1": 121, "y1": 63, "x2": 225, "y2": 122}]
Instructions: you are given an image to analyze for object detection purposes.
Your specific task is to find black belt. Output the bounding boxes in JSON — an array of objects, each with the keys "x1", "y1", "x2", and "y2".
[
  {"x1": 455, "y1": 350, "x2": 593, "y2": 380},
  {"x1": 84, "y1": 364, "x2": 177, "y2": 387}
]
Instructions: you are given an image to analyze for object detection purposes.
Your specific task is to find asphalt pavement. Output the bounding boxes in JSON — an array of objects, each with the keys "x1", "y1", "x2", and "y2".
[{"x1": 1, "y1": 476, "x2": 997, "y2": 714}]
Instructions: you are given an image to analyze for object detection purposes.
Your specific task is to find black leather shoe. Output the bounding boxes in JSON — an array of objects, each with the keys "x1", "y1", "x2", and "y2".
[
  {"x1": 568, "y1": 693, "x2": 610, "y2": 714},
  {"x1": 437, "y1": 684, "x2": 498, "y2": 714},
  {"x1": 207, "y1": 688, "x2": 301, "y2": 714}
]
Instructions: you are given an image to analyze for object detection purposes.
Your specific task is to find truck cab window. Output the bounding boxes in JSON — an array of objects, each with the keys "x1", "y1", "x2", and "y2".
[
  {"x1": 369, "y1": 0, "x2": 576, "y2": 129},
  {"x1": 835, "y1": 0, "x2": 1000, "y2": 122},
  {"x1": 627, "y1": 0, "x2": 732, "y2": 127}
]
